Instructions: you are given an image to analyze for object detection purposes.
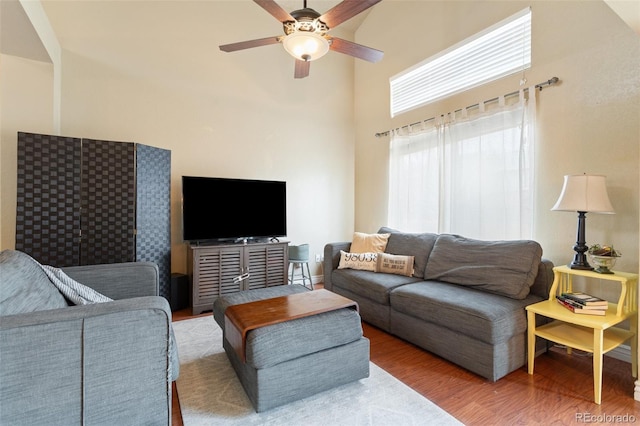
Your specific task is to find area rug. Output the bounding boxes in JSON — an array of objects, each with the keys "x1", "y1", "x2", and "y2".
[{"x1": 172, "y1": 316, "x2": 462, "y2": 426}]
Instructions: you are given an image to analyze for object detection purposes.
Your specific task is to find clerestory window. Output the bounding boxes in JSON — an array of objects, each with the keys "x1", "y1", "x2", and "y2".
[{"x1": 390, "y1": 7, "x2": 531, "y2": 117}]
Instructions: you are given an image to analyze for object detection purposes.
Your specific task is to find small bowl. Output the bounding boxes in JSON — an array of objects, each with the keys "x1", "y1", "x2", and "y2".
[{"x1": 588, "y1": 254, "x2": 618, "y2": 274}]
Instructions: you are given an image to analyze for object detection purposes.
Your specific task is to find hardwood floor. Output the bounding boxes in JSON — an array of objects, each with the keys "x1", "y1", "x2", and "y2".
[
  {"x1": 171, "y1": 288, "x2": 638, "y2": 425},
  {"x1": 364, "y1": 323, "x2": 637, "y2": 425}
]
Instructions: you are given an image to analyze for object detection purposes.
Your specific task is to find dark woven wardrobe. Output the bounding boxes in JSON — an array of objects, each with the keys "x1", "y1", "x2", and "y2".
[{"x1": 15, "y1": 132, "x2": 172, "y2": 299}]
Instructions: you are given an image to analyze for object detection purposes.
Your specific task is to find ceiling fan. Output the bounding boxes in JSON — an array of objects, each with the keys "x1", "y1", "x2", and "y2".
[{"x1": 219, "y1": 0, "x2": 383, "y2": 78}]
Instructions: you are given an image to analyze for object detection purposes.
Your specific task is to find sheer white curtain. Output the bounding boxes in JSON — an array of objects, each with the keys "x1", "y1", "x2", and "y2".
[
  {"x1": 388, "y1": 88, "x2": 537, "y2": 240},
  {"x1": 388, "y1": 125, "x2": 442, "y2": 232}
]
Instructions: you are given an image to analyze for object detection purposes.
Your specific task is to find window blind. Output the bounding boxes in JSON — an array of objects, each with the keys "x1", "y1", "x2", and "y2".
[{"x1": 390, "y1": 8, "x2": 531, "y2": 117}]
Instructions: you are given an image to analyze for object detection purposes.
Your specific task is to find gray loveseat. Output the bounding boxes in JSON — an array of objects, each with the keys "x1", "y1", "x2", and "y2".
[
  {"x1": 324, "y1": 228, "x2": 554, "y2": 381},
  {"x1": 0, "y1": 249, "x2": 178, "y2": 425}
]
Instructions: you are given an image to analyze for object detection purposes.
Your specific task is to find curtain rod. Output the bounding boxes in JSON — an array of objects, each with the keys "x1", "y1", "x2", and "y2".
[{"x1": 374, "y1": 77, "x2": 560, "y2": 138}]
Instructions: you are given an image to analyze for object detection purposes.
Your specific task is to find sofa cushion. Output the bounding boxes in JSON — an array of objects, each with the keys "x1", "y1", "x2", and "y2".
[
  {"x1": 0, "y1": 250, "x2": 69, "y2": 315},
  {"x1": 424, "y1": 234, "x2": 542, "y2": 299},
  {"x1": 246, "y1": 308, "x2": 364, "y2": 369},
  {"x1": 376, "y1": 253, "x2": 414, "y2": 277},
  {"x1": 350, "y1": 232, "x2": 390, "y2": 253},
  {"x1": 378, "y1": 227, "x2": 438, "y2": 279},
  {"x1": 338, "y1": 250, "x2": 378, "y2": 272},
  {"x1": 390, "y1": 281, "x2": 542, "y2": 344},
  {"x1": 332, "y1": 269, "x2": 421, "y2": 305}
]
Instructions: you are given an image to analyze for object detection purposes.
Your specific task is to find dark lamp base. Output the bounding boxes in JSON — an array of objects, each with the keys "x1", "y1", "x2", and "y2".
[
  {"x1": 569, "y1": 262, "x2": 593, "y2": 271},
  {"x1": 568, "y1": 211, "x2": 593, "y2": 271}
]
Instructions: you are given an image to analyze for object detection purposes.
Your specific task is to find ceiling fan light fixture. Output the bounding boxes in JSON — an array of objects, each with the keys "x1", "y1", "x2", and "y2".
[{"x1": 282, "y1": 31, "x2": 329, "y2": 62}]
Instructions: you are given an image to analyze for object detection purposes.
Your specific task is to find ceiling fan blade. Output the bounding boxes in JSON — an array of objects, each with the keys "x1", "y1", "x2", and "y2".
[
  {"x1": 219, "y1": 36, "x2": 282, "y2": 52},
  {"x1": 253, "y1": 0, "x2": 294, "y2": 22},
  {"x1": 294, "y1": 60, "x2": 310, "y2": 79},
  {"x1": 329, "y1": 37, "x2": 383, "y2": 63},
  {"x1": 319, "y1": 0, "x2": 382, "y2": 29}
]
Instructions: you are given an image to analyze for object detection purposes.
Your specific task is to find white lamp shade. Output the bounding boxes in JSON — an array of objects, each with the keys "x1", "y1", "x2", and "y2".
[
  {"x1": 551, "y1": 174, "x2": 615, "y2": 213},
  {"x1": 282, "y1": 32, "x2": 330, "y2": 62}
]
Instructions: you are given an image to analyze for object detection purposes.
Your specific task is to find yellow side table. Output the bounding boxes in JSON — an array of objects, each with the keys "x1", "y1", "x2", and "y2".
[{"x1": 526, "y1": 265, "x2": 638, "y2": 404}]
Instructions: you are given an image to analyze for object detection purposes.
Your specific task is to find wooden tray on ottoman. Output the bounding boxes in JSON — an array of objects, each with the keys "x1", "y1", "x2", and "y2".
[{"x1": 224, "y1": 289, "x2": 358, "y2": 362}]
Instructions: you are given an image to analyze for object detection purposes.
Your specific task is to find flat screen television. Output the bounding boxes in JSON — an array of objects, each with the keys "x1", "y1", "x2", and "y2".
[{"x1": 181, "y1": 176, "x2": 287, "y2": 243}]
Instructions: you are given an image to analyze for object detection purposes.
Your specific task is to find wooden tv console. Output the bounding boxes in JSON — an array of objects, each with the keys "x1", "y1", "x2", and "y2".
[{"x1": 187, "y1": 241, "x2": 289, "y2": 315}]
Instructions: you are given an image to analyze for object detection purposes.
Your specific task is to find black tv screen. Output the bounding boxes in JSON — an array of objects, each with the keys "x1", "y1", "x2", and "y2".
[{"x1": 181, "y1": 176, "x2": 287, "y2": 242}]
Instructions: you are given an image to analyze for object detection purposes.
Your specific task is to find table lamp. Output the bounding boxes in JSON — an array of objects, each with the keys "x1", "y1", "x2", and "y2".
[{"x1": 551, "y1": 174, "x2": 615, "y2": 270}]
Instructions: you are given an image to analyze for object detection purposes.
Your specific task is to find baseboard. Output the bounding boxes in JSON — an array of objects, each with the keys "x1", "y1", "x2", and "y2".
[
  {"x1": 289, "y1": 274, "x2": 324, "y2": 286},
  {"x1": 535, "y1": 347, "x2": 547, "y2": 357},
  {"x1": 606, "y1": 344, "x2": 631, "y2": 363},
  {"x1": 549, "y1": 343, "x2": 632, "y2": 363}
]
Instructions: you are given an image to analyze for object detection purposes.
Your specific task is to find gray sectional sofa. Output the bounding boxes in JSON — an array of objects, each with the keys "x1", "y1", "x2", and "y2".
[
  {"x1": 323, "y1": 227, "x2": 554, "y2": 381},
  {"x1": 0, "y1": 249, "x2": 178, "y2": 425}
]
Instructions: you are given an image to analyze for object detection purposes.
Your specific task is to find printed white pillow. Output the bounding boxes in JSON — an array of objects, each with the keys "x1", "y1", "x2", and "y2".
[
  {"x1": 337, "y1": 250, "x2": 378, "y2": 272},
  {"x1": 376, "y1": 253, "x2": 415, "y2": 277}
]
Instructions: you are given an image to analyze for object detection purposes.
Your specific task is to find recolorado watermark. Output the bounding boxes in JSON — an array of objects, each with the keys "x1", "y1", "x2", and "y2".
[{"x1": 576, "y1": 412, "x2": 637, "y2": 423}]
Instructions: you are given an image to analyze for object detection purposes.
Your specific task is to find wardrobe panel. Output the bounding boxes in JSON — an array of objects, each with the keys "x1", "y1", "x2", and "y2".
[
  {"x1": 16, "y1": 132, "x2": 81, "y2": 267},
  {"x1": 80, "y1": 139, "x2": 136, "y2": 265},
  {"x1": 136, "y1": 144, "x2": 172, "y2": 299}
]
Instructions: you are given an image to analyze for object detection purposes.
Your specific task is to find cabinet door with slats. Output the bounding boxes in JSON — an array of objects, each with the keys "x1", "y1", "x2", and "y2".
[
  {"x1": 245, "y1": 242, "x2": 288, "y2": 290},
  {"x1": 191, "y1": 246, "x2": 243, "y2": 314}
]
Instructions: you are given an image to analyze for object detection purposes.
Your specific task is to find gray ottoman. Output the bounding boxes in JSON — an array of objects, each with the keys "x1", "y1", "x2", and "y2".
[{"x1": 213, "y1": 285, "x2": 370, "y2": 412}]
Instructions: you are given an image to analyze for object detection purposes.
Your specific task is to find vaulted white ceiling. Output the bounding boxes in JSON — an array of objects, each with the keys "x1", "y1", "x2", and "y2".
[
  {"x1": 1, "y1": 0, "x2": 636, "y2": 69},
  {"x1": 1, "y1": 0, "x2": 50, "y2": 61},
  {"x1": 0, "y1": 0, "x2": 369, "y2": 63},
  {"x1": 604, "y1": 0, "x2": 640, "y2": 35}
]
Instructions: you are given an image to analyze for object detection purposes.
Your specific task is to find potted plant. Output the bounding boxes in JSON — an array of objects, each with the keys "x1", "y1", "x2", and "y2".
[{"x1": 587, "y1": 244, "x2": 622, "y2": 274}]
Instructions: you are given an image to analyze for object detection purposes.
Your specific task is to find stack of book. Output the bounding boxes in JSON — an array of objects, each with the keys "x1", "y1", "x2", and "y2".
[{"x1": 556, "y1": 292, "x2": 609, "y2": 315}]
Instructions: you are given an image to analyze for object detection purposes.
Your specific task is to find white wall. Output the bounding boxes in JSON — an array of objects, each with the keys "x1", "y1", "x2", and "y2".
[
  {"x1": 0, "y1": 1, "x2": 357, "y2": 276},
  {"x1": 2, "y1": 0, "x2": 638, "y2": 281},
  {"x1": 0, "y1": 54, "x2": 55, "y2": 250},
  {"x1": 354, "y1": 1, "x2": 639, "y2": 278}
]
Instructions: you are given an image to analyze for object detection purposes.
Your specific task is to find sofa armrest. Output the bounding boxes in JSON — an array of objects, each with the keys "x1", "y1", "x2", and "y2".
[
  {"x1": 62, "y1": 261, "x2": 159, "y2": 300},
  {"x1": 530, "y1": 258, "x2": 554, "y2": 299},
  {"x1": 0, "y1": 295, "x2": 170, "y2": 327},
  {"x1": 323, "y1": 242, "x2": 351, "y2": 291},
  {"x1": 0, "y1": 296, "x2": 174, "y2": 425}
]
